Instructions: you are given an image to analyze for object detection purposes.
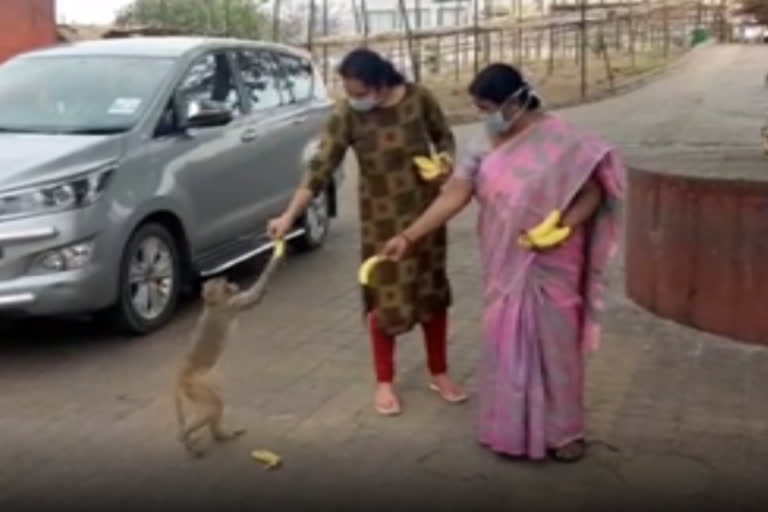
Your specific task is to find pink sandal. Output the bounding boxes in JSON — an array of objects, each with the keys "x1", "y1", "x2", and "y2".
[
  {"x1": 429, "y1": 383, "x2": 468, "y2": 404},
  {"x1": 374, "y1": 388, "x2": 402, "y2": 416}
]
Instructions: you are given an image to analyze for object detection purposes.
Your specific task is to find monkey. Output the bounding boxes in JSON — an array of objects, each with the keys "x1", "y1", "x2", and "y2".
[{"x1": 174, "y1": 247, "x2": 284, "y2": 457}]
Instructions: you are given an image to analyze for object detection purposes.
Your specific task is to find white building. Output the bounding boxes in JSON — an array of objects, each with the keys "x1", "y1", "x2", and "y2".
[{"x1": 358, "y1": 0, "x2": 473, "y2": 34}]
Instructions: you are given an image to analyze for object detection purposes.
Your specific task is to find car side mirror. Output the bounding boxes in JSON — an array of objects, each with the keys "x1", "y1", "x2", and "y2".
[{"x1": 185, "y1": 99, "x2": 233, "y2": 129}]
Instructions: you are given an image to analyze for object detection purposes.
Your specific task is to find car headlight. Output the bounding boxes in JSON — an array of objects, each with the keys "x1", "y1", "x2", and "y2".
[{"x1": 0, "y1": 168, "x2": 114, "y2": 221}]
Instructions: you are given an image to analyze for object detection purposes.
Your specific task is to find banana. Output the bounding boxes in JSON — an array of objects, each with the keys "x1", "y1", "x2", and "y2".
[
  {"x1": 528, "y1": 226, "x2": 572, "y2": 249},
  {"x1": 251, "y1": 449, "x2": 282, "y2": 470},
  {"x1": 272, "y1": 239, "x2": 286, "y2": 260},
  {"x1": 358, "y1": 255, "x2": 384, "y2": 286},
  {"x1": 413, "y1": 155, "x2": 442, "y2": 180},
  {"x1": 413, "y1": 151, "x2": 453, "y2": 181},
  {"x1": 526, "y1": 210, "x2": 562, "y2": 239},
  {"x1": 436, "y1": 151, "x2": 454, "y2": 167}
]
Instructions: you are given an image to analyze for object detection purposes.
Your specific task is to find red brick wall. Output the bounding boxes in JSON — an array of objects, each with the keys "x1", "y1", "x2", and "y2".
[{"x1": 0, "y1": 0, "x2": 56, "y2": 63}]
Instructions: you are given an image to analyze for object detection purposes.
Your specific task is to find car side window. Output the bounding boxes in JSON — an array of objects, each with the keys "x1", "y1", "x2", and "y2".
[
  {"x1": 177, "y1": 52, "x2": 243, "y2": 118},
  {"x1": 235, "y1": 49, "x2": 282, "y2": 112},
  {"x1": 274, "y1": 52, "x2": 315, "y2": 105}
]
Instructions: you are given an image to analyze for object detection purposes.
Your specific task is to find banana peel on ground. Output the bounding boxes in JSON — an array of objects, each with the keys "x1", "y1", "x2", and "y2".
[
  {"x1": 518, "y1": 209, "x2": 572, "y2": 250},
  {"x1": 251, "y1": 449, "x2": 282, "y2": 470},
  {"x1": 413, "y1": 151, "x2": 453, "y2": 181}
]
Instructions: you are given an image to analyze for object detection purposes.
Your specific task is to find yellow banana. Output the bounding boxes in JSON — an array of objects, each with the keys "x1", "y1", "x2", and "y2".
[
  {"x1": 358, "y1": 255, "x2": 384, "y2": 286},
  {"x1": 272, "y1": 239, "x2": 286, "y2": 260},
  {"x1": 413, "y1": 156, "x2": 441, "y2": 180},
  {"x1": 413, "y1": 154, "x2": 448, "y2": 181},
  {"x1": 436, "y1": 151, "x2": 454, "y2": 167},
  {"x1": 526, "y1": 210, "x2": 562, "y2": 239},
  {"x1": 528, "y1": 226, "x2": 572, "y2": 249},
  {"x1": 251, "y1": 449, "x2": 282, "y2": 470}
]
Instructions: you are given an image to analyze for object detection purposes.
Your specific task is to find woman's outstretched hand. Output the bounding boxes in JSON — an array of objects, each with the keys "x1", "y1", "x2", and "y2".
[
  {"x1": 380, "y1": 234, "x2": 410, "y2": 261},
  {"x1": 267, "y1": 214, "x2": 293, "y2": 241}
]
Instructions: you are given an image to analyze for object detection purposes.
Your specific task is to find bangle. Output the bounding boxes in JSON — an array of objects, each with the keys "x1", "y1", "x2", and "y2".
[{"x1": 400, "y1": 232, "x2": 413, "y2": 246}]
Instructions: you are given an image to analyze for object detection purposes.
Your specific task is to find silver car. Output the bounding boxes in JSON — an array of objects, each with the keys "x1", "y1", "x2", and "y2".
[{"x1": 0, "y1": 37, "x2": 342, "y2": 334}]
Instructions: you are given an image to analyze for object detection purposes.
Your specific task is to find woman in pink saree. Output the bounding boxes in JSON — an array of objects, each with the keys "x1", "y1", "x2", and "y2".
[{"x1": 381, "y1": 64, "x2": 625, "y2": 462}]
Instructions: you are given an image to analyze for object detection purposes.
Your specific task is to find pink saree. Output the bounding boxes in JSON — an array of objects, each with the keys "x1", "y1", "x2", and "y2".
[{"x1": 456, "y1": 114, "x2": 625, "y2": 459}]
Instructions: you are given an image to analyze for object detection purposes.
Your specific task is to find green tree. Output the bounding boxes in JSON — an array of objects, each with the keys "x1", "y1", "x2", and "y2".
[{"x1": 114, "y1": 0, "x2": 272, "y2": 39}]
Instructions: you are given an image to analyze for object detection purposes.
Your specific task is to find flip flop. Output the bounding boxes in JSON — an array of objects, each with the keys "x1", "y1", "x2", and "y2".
[
  {"x1": 375, "y1": 403, "x2": 401, "y2": 416},
  {"x1": 429, "y1": 383, "x2": 468, "y2": 404},
  {"x1": 548, "y1": 439, "x2": 586, "y2": 463},
  {"x1": 374, "y1": 393, "x2": 402, "y2": 416}
]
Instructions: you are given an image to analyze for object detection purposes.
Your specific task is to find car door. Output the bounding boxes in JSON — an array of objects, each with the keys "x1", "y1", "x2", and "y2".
[
  {"x1": 228, "y1": 47, "x2": 295, "y2": 229},
  {"x1": 152, "y1": 50, "x2": 256, "y2": 251},
  {"x1": 268, "y1": 50, "x2": 335, "y2": 214}
]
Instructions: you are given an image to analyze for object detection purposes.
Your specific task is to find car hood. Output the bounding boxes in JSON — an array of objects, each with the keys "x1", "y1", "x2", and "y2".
[{"x1": 0, "y1": 132, "x2": 124, "y2": 191}]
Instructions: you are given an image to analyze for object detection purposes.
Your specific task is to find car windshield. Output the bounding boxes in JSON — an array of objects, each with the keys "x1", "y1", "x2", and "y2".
[{"x1": 0, "y1": 55, "x2": 175, "y2": 134}]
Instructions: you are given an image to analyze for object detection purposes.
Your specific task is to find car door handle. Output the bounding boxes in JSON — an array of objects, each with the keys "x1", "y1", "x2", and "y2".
[
  {"x1": 240, "y1": 128, "x2": 260, "y2": 142},
  {"x1": 292, "y1": 116, "x2": 308, "y2": 125}
]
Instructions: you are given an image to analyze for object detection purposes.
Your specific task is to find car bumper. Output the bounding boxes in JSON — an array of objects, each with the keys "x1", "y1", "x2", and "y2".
[
  {"x1": 0, "y1": 265, "x2": 108, "y2": 315},
  {"x1": 0, "y1": 210, "x2": 116, "y2": 316}
]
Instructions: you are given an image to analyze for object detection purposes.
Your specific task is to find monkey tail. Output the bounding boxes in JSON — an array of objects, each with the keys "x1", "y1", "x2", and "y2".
[{"x1": 174, "y1": 375, "x2": 187, "y2": 430}]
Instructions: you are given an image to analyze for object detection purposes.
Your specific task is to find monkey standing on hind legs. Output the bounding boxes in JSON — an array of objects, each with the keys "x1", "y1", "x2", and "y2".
[{"x1": 174, "y1": 241, "x2": 286, "y2": 457}]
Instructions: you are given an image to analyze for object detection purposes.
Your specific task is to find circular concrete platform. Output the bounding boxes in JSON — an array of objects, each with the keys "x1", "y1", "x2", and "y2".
[{"x1": 625, "y1": 167, "x2": 768, "y2": 346}]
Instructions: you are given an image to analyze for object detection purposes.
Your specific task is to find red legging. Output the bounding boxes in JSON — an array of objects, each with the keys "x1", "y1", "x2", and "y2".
[{"x1": 368, "y1": 311, "x2": 448, "y2": 383}]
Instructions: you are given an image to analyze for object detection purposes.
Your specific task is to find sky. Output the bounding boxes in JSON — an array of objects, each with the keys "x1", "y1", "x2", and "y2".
[{"x1": 56, "y1": 0, "x2": 133, "y2": 24}]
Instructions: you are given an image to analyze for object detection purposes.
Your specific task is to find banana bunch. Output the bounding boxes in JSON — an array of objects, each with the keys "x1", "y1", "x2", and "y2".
[
  {"x1": 413, "y1": 151, "x2": 452, "y2": 181},
  {"x1": 518, "y1": 210, "x2": 572, "y2": 250},
  {"x1": 272, "y1": 239, "x2": 286, "y2": 260},
  {"x1": 251, "y1": 449, "x2": 282, "y2": 470},
  {"x1": 358, "y1": 255, "x2": 384, "y2": 286}
]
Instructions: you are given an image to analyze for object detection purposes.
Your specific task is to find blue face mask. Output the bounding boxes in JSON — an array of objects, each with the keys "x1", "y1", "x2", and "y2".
[
  {"x1": 484, "y1": 87, "x2": 531, "y2": 136},
  {"x1": 348, "y1": 94, "x2": 379, "y2": 112}
]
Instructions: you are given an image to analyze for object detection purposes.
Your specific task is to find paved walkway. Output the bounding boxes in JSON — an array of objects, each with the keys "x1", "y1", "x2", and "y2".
[{"x1": 1, "y1": 44, "x2": 767, "y2": 510}]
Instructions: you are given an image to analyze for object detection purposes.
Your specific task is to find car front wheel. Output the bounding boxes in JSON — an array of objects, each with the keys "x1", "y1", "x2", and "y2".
[
  {"x1": 109, "y1": 222, "x2": 181, "y2": 335},
  {"x1": 293, "y1": 188, "x2": 331, "y2": 251}
]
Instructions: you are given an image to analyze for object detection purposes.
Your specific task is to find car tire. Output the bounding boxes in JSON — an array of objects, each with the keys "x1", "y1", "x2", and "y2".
[
  {"x1": 293, "y1": 187, "x2": 331, "y2": 252},
  {"x1": 107, "y1": 222, "x2": 182, "y2": 336}
]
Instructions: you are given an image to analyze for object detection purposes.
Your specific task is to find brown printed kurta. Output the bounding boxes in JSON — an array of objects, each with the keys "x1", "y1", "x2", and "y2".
[{"x1": 304, "y1": 84, "x2": 456, "y2": 336}]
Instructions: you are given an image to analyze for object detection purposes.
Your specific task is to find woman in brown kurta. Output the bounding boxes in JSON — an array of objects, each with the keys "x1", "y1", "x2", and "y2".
[{"x1": 268, "y1": 48, "x2": 466, "y2": 415}]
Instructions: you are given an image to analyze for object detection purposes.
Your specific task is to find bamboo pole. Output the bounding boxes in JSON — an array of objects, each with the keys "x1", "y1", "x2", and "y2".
[
  {"x1": 398, "y1": 0, "x2": 420, "y2": 81},
  {"x1": 306, "y1": 0, "x2": 316, "y2": 51},
  {"x1": 579, "y1": 0, "x2": 587, "y2": 99},
  {"x1": 361, "y1": 0, "x2": 370, "y2": 45},
  {"x1": 322, "y1": 0, "x2": 329, "y2": 82},
  {"x1": 473, "y1": 0, "x2": 480, "y2": 74},
  {"x1": 272, "y1": 0, "x2": 282, "y2": 42}
]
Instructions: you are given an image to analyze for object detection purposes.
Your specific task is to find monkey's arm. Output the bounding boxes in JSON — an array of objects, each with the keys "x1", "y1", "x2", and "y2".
[{"x1": 228, "y1": 257, "x2": 282, "y2": 311}]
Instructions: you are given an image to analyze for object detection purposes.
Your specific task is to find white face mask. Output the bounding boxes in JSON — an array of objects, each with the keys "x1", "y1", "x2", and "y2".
[
  {"x1": 484, "y1": 86, "x2": 531, "y2": 136},
  {"x1": 348, "y1": 94, "x2": 379, "y2": 112}
]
